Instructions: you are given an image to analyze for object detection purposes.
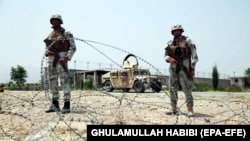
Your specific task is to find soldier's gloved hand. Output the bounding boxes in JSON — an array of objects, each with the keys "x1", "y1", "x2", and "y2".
[
  {"x1": 45, "y1": 50, "x2": 55, "y2": 56},
  {"x1": 190, "y1": 63, "x2": 196, "y2": 77},
  {"x1": 59, "y1": 57, "x2": 68, "y2": 70},
  {"x1": 191, "y1": 62, "x2": 196, "y2": 69},
  {"x1": 189, "y1": 69, "x2": 195, "y2": 77},
  {"x1": 59, "y1": 57, "x2": 68, "y2": 65},
  {"x1": 166, "y1": 57, "x2": 178, "y2": 64}
]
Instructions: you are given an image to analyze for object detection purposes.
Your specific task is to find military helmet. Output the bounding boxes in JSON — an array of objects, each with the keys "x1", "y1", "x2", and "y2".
[
  {"x1": 50, "y1": 14, "x2": 63, "y2": 24},
  {"x1": 171, "y1": 24, "x2": 184, "y2": 34}
]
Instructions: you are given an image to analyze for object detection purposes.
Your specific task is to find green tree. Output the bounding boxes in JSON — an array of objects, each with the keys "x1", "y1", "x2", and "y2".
[
  {"x1": 212, "y1": 64, "x2": 219, "y2": 90},
  {"x1": 244, "y1": 68, "x2": 250, "y2": 85},
  {"x1": 10, "y1": 65, "x2": 28, "y2": 88}
]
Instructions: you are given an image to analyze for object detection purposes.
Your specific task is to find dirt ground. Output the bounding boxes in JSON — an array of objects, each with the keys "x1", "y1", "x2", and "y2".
[{"x1": 0, "y1": 90, "x2": 249, "y2": 141}]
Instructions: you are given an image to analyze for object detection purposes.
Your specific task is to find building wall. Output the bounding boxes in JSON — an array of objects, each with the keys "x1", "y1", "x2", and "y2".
[
  {"x1": 69, "y1": 69, "x2": 248, "y2": 89},
  {"x1": 155, "y1": 75, "x2": 234, "y2": 88}
]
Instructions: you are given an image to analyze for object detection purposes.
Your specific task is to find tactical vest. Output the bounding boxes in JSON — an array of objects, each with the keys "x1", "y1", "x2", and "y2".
[
  {"x1": 165, "y1": 36, "x2": 191, "y2": 59},
  {"x1": 44, "y1": 27, "x2": 70, "y2": 52}
]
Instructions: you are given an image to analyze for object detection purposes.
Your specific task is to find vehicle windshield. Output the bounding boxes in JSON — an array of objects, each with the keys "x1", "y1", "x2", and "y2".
[
  {"x1": 141, "y1": 70, "x2": 148, "y2": 76},
  {"x1": 134, "y1": 70, "x2": 149, "y2": 76},
  {"x1": 134, "y1": 71, "x2": 139, "y2": 75}
]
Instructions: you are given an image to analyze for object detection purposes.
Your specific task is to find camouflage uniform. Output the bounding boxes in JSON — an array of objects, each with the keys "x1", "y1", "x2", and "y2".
[
  {"x1": 164, "y1": 24, "x2": 198, "y2": 116},
  {"x1": 44, "y1": 14, "x2": 76, "y2": 114}
]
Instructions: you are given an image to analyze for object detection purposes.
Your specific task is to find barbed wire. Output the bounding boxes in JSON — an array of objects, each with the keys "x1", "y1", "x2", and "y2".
[
  {"x1": 74, "y1": 38, "x2": 164, "y2": 75},
  {"x1": 0, "y1": 90, "x2": 249, "y2": 140},
  {"x1": 0, "y1": 37, "x2": 249, "y2": 140}
]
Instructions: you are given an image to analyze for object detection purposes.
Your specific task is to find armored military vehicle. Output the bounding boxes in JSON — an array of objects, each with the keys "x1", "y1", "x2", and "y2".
[{"x1": 102, "y1": 54, "x2": 162, "y2": 93}]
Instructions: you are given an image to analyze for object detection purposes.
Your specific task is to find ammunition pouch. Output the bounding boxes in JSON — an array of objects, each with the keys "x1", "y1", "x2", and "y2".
[
  {"x1": 44, "y1": 38, "x2": 70, "y2": 52},
  {"x1": 54, "y1": 40, "x2": 70, "y2": 51}
]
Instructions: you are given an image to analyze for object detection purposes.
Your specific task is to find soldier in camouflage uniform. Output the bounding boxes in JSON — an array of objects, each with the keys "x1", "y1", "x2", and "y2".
[
  {"x1": 164, "y1": 24, "x2": 198, "y2": 116},
  {"x1": 44, "y1": 14, "x2": 76, "y2": 114}
]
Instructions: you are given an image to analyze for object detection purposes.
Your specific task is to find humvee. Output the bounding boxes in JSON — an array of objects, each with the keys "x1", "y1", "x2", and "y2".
[{"x1": 101, "y1": 54, "x2": 162, "y2": 93}]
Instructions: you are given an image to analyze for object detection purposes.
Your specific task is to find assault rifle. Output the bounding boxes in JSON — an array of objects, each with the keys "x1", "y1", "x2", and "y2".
[
  {"x1": 44, "y1": 38, "x2": 68, "y2": 72},
  {"x1": 49, "y1": 48, "x2": 60, "y2": 68},
  {"x1": 173, "y1": 46, "x2": 194, "y2": 81}
]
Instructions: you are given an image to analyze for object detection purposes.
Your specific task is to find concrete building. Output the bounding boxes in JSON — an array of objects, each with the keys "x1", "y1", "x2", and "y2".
[{"x1": 70, "y1": 69, "x2": 109, "y2": 89}]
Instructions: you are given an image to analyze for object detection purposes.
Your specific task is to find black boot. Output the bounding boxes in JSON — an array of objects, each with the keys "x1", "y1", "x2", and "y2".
[
  {"x1": 45, "y1": 100, "x2": 60, "y2": 113},
  {"x1": 61, "y1": 101, "x2": 70, "y2": 114}
]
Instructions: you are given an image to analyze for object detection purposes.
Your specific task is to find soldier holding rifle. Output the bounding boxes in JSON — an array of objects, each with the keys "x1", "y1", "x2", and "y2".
[
  {"x1": 164, "y1": 24, "x2": 198, "y2": 116},
  {"x1": 44, "y1": 14, "x2": 76, "y2": 114}
]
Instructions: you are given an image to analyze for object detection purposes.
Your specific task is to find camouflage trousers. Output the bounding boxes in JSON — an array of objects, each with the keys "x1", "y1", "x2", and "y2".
[
  {"x1": 169, "y1": 69, "x2": 194, "y2": 105},
  {"x1": 47, "y1": 56, "x2": 71, "y2": 101}
]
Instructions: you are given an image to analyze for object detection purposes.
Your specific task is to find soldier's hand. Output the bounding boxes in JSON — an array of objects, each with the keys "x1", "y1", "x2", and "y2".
[
  {"x1": 189, "y1": 69, "x2": 195, "y2": 77},
  {"x1": 59, "y1": 57, "x2": 68, "y2": 65},
  {"x1": 59, "y1": 57, "x2": 68, "y2": 70},
  {"x1": 45, "y1": 50, "x2": 55, "y2": 56},
  {"x1": 166, "y1": 57, "x2": 178, "y2": 64},
  {"x1": 191, "y1": 62, "x2": 196, "y2": 69}
]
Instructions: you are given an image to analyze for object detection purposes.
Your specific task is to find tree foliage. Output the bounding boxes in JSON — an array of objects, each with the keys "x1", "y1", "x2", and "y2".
[
  {"x1": 212, "y1": 64, "x2": 219, "y2": 90},
  {"x1": 244, "y1": 68, "x2": 250, "y2": 85},
  {"x1": 10, "y1": 65, "x2": 28, "y2": 86}
]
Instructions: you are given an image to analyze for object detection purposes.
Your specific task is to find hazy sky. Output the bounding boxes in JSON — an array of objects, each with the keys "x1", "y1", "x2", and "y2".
[{"x1": 0, "y1": 0, "x2": 250, "y2": 83}]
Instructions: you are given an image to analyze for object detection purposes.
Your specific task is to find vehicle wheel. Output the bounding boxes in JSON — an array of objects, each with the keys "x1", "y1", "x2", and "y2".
[
  {"x1": 133, "y1": 80, "x2": 145, "y2": 93},
  {"x1": 151, "y1": 81, "x2": 162, "y2": 93},
  {"x1": 104, "y1": 81, "x2": 114, "y2": 92}
]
